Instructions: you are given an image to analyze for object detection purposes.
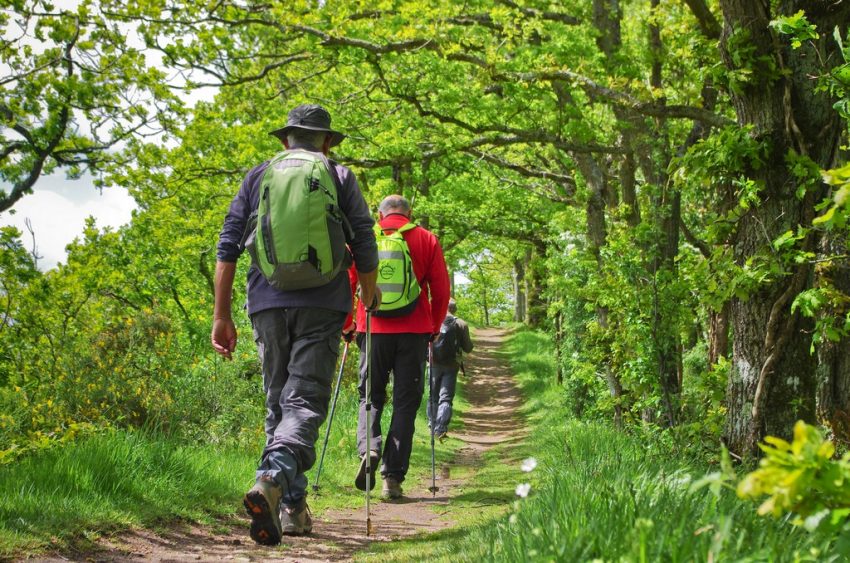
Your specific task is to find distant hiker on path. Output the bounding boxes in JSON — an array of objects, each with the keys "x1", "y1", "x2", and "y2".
[
  {"x1": 350, "y1": 194, "x2": 450, "y2": 500},
  {"x1": 428, "y1": 298, "x2": 474, "y2": 441},
  {"x1": 211, "y1": 104, "x2": 379, "y2": 545}
]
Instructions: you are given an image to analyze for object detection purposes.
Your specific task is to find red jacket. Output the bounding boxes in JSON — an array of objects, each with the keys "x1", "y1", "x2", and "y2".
[{"x1": 349, "y1": 214, "x2": 450, "y2": 334}]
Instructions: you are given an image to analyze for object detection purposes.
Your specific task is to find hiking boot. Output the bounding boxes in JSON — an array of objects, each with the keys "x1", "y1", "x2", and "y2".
[
  {"x1": 354, "y1": 450, "x2": 379, "y2": 491},
  {"x1": 436, "y1": 430, "x2": 448, "y2": 443},
  {"x1": 280, "y1": 498, "x2": 313, "y2": 536},
  {"x1": 243, "y1": 477, "x2": 283, "y2": 546},
  {"x1": 382, "y1": 476, "x2": 403, "y2": 500}
]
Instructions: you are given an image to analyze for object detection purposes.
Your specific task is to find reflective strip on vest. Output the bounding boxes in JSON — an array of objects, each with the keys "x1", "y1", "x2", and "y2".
[
  {"x1": 378, "y1": 250, "x2": 405, "y2": 260},
  {"x1": 378, "y1": 283, "x2": 405, "y2": 293}
]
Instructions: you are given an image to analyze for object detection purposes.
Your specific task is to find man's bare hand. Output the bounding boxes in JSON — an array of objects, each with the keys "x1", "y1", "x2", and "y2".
[
  {"x1": 361, "y1": 286, "x2": 382, "y2": 312},
  {"x1": 211, "y1": 318, "x2": 238, "y2": 360}
]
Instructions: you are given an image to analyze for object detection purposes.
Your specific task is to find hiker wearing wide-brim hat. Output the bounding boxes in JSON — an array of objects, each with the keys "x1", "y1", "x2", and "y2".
[
  {"x1": 214, "y1": 101, "x2": 378, "y2": 545},
  {"x1": 269, "y1": 103, "x2": 347, "y2": 148}
]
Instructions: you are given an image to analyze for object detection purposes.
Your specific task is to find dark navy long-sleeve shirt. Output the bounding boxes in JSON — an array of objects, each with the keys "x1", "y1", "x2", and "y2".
[{"x1": 216, "y1": 152, "x2": 378, "y2": 316}]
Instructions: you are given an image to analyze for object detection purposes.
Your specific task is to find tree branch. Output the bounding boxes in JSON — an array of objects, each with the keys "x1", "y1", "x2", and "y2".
[
  {"x1": 679, "y1": 217, "x2": 711, "y2": 257},
  {"x1": 506, "y1": 69, "x2": 733, "y2": 128},
  {"x1": 495, "y1": 0, "x2": 581, "y2": 25},
  {"x1": 680, "y1": 0, "x2": 721, "y2": 40}
]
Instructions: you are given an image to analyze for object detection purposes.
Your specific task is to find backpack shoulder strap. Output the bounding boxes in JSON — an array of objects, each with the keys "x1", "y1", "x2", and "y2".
[
  {"x1": 317, "y1": 155, "x2": 356, "y2": 243},
  {"x1": 375, "y1": 222, "x2": 417, "y2": 236},
  {"x1": 320, "y1": 155, "x2": 343, "y2": 193}
]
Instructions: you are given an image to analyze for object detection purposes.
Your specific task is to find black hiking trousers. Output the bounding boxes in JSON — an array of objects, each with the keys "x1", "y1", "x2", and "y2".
[{"x1": 356, "y1": 332, "x2": 429, "y2": 483}]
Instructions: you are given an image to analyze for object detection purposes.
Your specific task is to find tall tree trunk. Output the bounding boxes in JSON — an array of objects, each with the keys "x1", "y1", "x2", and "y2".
[
  {"x1": 526, "y1": 240, "x2": 547, "y2": 328},
  {"x1": 482, "y1": 287, "x2": 490, "y2": 326},
  {"x1": 578, "y1": 151, "x2": 623, "y2": 427},
  {"x1": 513, "y1": 257, "x2": 527, "y2": 323},
  {"x1": 649, "y1": 186, "x2": 681, "y2": 427},
  {"x1": 708, "y1": 301, "x2": 731, "y2": 368},
  {"x1": 597, "y1": 305, "x2": 624, "y2": 428},
  {"x1": 643, "y1": 0, "x2": 681, "y2": 427},
  {"x1": 417, "y1": 158, "x2": 431, "y2": 229},
  {"x1": 816, "y1": 232, "x2": 850, "y2": 445},
  {"x1": 718, "y1": 0, "x2": 848, "y2": 456},
  {"x1": 523, "y1": 247, "x2": 532, "y2": 325},
  {"x1": 620, "y1": 150, "x2": 640, "y2": 227}
]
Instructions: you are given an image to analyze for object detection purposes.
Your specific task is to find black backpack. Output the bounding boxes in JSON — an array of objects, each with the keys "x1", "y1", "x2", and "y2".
[{"x1": 432, "y1": 316, "x2": 459, "y2": 364}]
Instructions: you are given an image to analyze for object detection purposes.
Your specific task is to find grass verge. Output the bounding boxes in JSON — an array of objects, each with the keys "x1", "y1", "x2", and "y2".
[
  {"x1": 444, "y1": 329, "x2": 838, "y2": 562},
  {"x1": 358, "y1": 328, "x2": 839, "y2": 562},
  {"x1": 0, "y1": 429, "x2": 255, "y2": 558}
]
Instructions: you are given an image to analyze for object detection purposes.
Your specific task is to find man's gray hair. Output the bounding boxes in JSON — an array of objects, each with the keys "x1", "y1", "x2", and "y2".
[
  {"x1": 379, "y1": 194, "x2": 411, "y2": 215},
  {"x1": 286, "y1": 128, "x2": 328, "y2": 150},
  {"x1": 448, "y1": 298, "x2": 457, "y2": 314}
]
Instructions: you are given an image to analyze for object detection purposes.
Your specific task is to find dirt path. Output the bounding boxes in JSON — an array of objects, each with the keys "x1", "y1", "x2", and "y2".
[{"x1": 43, "y1": 328, "x2": 522, "y2": 562}]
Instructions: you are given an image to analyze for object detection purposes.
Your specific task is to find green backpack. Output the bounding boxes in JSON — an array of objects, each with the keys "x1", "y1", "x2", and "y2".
[
  {"x1": 374, "y1": 222, "x2": 421, "y2": 317},
  {"x1": 245, "y1": 150, "x2": 352, "y2": 291}
]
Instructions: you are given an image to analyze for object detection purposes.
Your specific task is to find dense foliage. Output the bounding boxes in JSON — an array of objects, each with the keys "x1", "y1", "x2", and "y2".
[
  {"x1": 432, "y1": 330, "x2": 842, "y2": 562},
  {"x1": 0, "y1": 0, "x2": 849, "y2": 554}
]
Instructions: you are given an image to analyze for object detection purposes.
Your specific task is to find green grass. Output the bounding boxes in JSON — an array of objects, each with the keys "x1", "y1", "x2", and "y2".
[
  {"x1": 427, "y1": 329, "x2": 838, "y2": 562},
  {"x1": 0, "y1": 351, "x2": 464, "y2": 558},
  {"x1": 0, "y1": 428, "x2": 256, "y2": 557}
]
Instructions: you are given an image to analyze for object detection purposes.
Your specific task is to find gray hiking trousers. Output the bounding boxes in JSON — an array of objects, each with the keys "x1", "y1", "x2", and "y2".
[
  {"x1": 356, "y1": 332, "x2": 429, "y2": 483},
  {"x1": 251, "y1": 307, "x2": 345, "y2": 505}
]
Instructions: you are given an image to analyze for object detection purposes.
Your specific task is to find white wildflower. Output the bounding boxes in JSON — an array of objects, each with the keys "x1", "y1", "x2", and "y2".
[
  {"x1": 521, "y1": 457, "x2": 538, "y2": 472},
  {"x1": 515, "y1": 483, "x2": 531, "y2": 498}
]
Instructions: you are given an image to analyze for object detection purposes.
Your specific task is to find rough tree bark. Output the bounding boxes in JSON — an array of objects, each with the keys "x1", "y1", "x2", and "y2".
[
  {"x1": 719, "y1": 0, "x2": 849, "y2": 456},
  {"x1": 816, "y1": 232, "x2": 850, "y2": 445},
  {"x1": 526, "y1": 239, "x2": 548, "y2": 328}
]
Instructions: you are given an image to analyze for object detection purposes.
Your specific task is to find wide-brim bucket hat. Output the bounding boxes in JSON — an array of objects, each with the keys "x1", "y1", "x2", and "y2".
[{"x1": 269, "y1": 103, "x2": 346, "y2": 147}]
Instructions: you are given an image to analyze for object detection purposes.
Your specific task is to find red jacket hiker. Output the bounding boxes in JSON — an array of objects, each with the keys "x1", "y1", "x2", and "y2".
[{"x1": 350, "y1": 195, "x2": 451, "y2": 496}]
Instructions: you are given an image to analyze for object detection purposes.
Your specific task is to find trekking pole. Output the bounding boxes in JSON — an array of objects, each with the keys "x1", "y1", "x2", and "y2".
[
  {"x1": 428, "y1": 342, "x2": 439, "y2": 497},
  {"x1": 312, "y1": 340, "x2": 350, "y2": 494},
  {"x1": 364, "y1": 310, "x2": 373, "y2": 536}
]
